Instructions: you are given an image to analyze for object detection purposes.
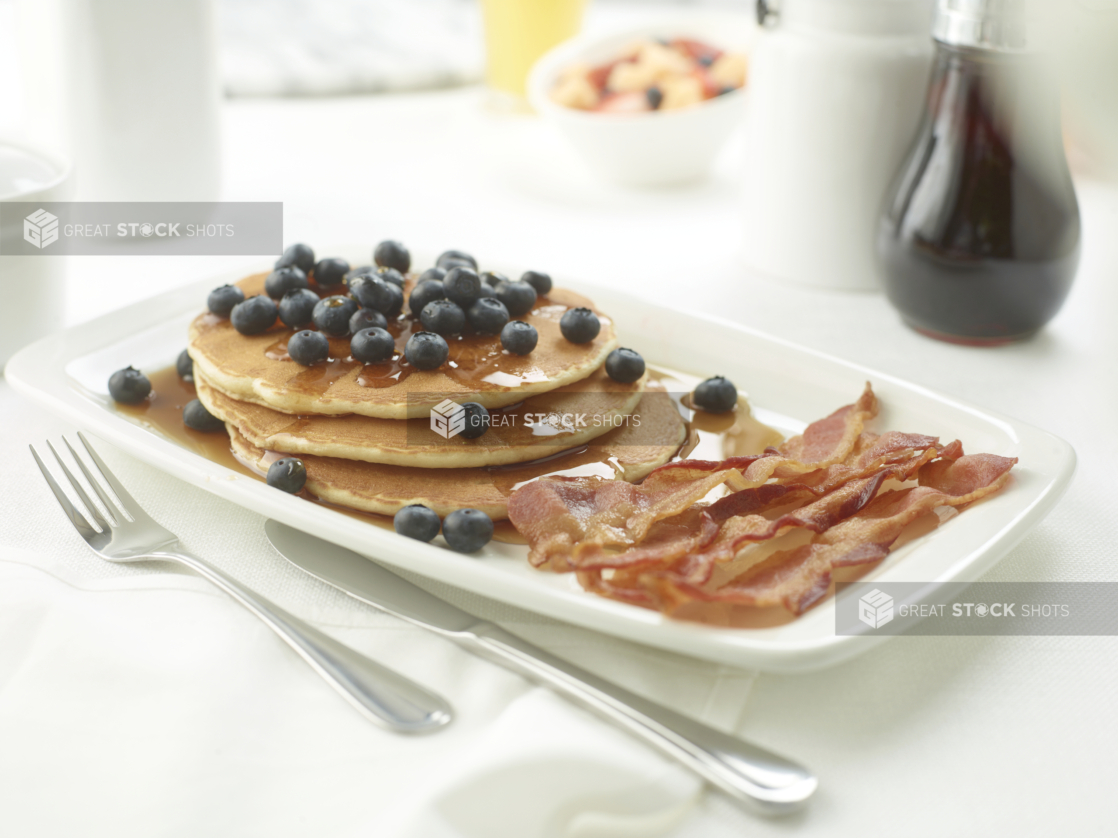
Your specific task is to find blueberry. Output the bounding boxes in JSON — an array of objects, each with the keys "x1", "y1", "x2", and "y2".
[
  {"x1": 287, "y1": 329, "x2": 330, "y2": 366},
  {"x1": 559, "y1": 307, "x2": 600, "y2": 344},
  {"x1": 182, "y1": 398, "x2": 223, "y2": 432},
  {"x1": 176, "y1": 349, "x2": 193, "y2": 382},
  {"x1": 231, "y1": 295, "x2": 278, "y2": 335},
  {"x1": 457, "y1": 402, "x2": 490, "y2": 440},
  {"x1": 207, "y1": 284, "x2": 245, "y2": 317},
  {"x1": 646, "y1": 86, "x2": 664, "y2": 110},
  {"x1": 605, "y1": 348, "x2": 645, "y2": 384},
  {"x1": 313, "y1": 257, "x2": 350, "y2": 288},
  {"x1": 481, "y1": 271, "x2": 508, "y2": 287},
  {"x1": 376, "y1": 266, "x2": 406, "y2": 288},
  {"x1": 275, "y1": 243, "x2": 315, "y2": 274},
  {"x1": 698, "y1": 54, "x2": 714, "y2": 67},
  {"x1": 437, "y1": 249, "x2": 477, "y2": 271},
  {"x1": 312, "y1": 295, "x2": 359, "y2": 336},
  {"x1": 405, "y1": 332, "x2": 449, "y2": 370},
  {"x1": 409, "y1": 280, "x2": 446, "y2": 316},
  {"x1": 267, "y1": 457, "x2": 307, "y2": 494},
  {"x1": 108, "y1": 366, "x2": 151, "y2": 404},
  {"x1": 278, "y1": 288, "x2": 320, "y2": 329},
  {"x1": 374, "y1": 240, "x2": 411, "y2": 274},
  {"x1": 420, "y1": 299, "x2": 466, "y2": 336},
  {"x1": 393, "y1": 504, "x2": 441, "y2": 542},
  {"x1": 346, "y1": 265, "x2": 375, "y2": 282},
  {"x1": 495, "y1": 280, "x2": 537, "y2": 317},
  {"x1": 692, "y1": 376, "x2": 738, "y2": 414},
  {"x1": 350, "y1": 327, "x2": 395, "y2": 364},
  {"x1": 520, "y1": 270, "x2": 552, "y2": 296},
  {"x1": 443, "y1": 266, "x2": 483, "y2": 308},
  {"x1": 476, "y1": 282, "x2": 498, "y2": 299},
  {"x1": 345, "y1": 269, "x2": 372, "y2": 294},
  {"x1": 418, "y1": 267, "x2": 447, "y2": 284},
  {"x1": 500, "y1": 320, "x2": 538, "y2": 355},
  {"x1": 264, "y1": 265, "x2": 309, "y2": 300},
  {"x1": 467, "y1": 297, "x2": 509, "y2": 336},
  {"x1": 349, "y1": 307, "x2": 388, "y2": 335},
  {"x1": 439, "y1": 257, "x2": 473, "y2": 272},
  {"x1": 350, "y1": 275, "x2": 401, "y2": 315},
  {"x1": 380, "y1": 281, "x2": 404, "y2": 316},
  {"x1": 442, "y1": 508, "x2": 493, "y2": 553}
]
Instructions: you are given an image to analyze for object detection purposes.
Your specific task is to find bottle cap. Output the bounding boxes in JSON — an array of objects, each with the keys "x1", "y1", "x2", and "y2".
[{"x1": 933, "y1": 0, "x2": 1032, "y2": 51}]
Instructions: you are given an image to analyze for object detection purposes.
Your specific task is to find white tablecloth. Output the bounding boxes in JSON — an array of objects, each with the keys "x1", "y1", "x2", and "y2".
[{"x1": 2, "y1": 79, "x2": 1116, "y2": 837}]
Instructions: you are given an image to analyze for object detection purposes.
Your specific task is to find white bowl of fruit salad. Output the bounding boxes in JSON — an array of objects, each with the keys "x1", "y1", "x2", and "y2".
[{"x1": 528, "y1": 16, "x2": 755, "y2": 187}]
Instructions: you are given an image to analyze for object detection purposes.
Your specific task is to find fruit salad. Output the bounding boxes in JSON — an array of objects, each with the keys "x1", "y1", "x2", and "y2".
[{"x1": 550, "y1": 37, "x2": 747, "y2": 113}]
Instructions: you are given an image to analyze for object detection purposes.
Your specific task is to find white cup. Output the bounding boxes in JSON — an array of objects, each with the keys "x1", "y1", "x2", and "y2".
[
  {"x1": 17, "y1": 0, "x2": 222, "y2": 202},
  {"x1": 0, "y1": 139, "x2": 73, "y2": 367}
]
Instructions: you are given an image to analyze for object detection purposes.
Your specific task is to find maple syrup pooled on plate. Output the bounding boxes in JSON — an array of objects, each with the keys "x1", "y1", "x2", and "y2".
[
  {"x1": 115, "y1": 366, "x2": 393, "y2": 537},
  {"x1": 115, "y1": 365, "x2": 240, "y2": 466},
  {"x1": 113, "y1": 363, "x2": 786, "y2": 544},
  {"x1": 648, "y1": 367, "x2": 785, "y2": 462}
]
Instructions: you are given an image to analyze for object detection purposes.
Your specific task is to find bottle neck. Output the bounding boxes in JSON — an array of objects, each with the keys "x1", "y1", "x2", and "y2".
[
  {"x1": 923, "y1": 41, "x2": 1064, "y2": 157},
  {"x1": 932, "y1": 0, "x2": 1031, "y2": 53}
]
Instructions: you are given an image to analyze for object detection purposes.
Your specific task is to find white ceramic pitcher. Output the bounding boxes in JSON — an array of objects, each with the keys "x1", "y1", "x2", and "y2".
[{"x1": 741, "y1": 0, "x2": 935, "y2": 291}]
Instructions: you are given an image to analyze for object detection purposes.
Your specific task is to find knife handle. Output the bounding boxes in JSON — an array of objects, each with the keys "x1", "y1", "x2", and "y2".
[{"x1": 462, "y1": 622, "x2": 815, "y2": 815}]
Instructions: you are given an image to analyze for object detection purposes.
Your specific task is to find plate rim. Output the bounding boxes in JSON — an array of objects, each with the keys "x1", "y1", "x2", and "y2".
[{"x1": 5, "y1": 257, "x2": 1077, "y2": 673}]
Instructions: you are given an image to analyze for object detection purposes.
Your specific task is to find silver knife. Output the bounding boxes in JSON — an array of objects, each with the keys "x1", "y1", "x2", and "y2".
[{"x1": 265, "y1": 520, "x2": 817, "y2": 815}]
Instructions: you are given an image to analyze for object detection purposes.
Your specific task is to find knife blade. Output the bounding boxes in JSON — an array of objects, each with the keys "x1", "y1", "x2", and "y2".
[
  {"x1": 266, "y1": 520, "x2": 481, "y2": 636},
  {"x1": 265, "y1": 519, "x2": 817, "y2": 816}
]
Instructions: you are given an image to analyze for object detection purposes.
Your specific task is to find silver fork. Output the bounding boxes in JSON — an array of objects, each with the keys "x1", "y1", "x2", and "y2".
[{"x1": 31, "y1": 432, "x2": 453, "y2": 735}]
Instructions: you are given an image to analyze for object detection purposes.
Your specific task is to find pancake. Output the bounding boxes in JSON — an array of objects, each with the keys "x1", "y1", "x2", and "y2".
[
  {"x1": 197, "y1": 366, "x2": 648, "y2": 468},
  {"x1": 189, "y1": 272, "x2": 617, "y2": 420},
  {"x1": 227, "y1": 387, "x2": 688, "y2": 519}
]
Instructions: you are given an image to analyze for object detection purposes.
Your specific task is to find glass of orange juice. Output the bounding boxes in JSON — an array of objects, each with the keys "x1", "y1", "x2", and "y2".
[{"x1": 481, "y1": 0, "x2": 588, "y2": 100}]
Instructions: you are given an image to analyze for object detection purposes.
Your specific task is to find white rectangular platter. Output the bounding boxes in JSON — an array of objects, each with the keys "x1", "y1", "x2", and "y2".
[{"x1": 5, "y1": 254, "x2": 1075, "y2": 672}]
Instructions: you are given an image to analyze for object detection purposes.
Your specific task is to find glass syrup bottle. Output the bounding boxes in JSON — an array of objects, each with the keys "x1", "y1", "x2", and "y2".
[{"x1": 877, "y1": 0, "x2": 1080, "y2": 345}]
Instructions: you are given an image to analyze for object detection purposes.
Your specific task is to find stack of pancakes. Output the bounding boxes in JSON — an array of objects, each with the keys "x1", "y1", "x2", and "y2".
[{"x1": 188, "y1": 272, "x2": 687, "y2": 519}]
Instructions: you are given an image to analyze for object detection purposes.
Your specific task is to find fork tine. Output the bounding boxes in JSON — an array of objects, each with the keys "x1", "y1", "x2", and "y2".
[
  {"x1": 46, "y1": 440, "x2": 114, "y2": 531},
  {"x1": 31, "y1": 444, "x2": 104, "y2": 537},
  {"x1": 64, "y1": 437, "x2": 125, "y2": 524},
  {"x1": 76, "y1": 432, "x2": 152, "y2": 523}
]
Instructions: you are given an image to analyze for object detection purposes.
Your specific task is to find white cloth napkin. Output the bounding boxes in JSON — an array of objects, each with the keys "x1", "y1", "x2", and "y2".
[{"x1": 0, "y1": 384, "x2": 756, "y2": 838}]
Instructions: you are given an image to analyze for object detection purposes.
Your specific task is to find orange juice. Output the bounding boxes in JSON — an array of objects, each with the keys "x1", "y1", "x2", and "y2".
[{"x1": 481, "y1": 0, "x2": 588, "y2": 97}]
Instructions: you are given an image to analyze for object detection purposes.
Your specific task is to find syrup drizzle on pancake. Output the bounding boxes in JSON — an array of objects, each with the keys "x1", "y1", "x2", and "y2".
[
  {"x1": 188, "y1": 274, "x2": 618, "y2": 419},
  {"x1": 259, "y1": 313, "x2": 556, "y2": 395}
]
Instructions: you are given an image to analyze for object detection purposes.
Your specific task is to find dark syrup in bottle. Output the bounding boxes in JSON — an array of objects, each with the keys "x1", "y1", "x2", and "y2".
[{"x1": 878, "y1": 41, "x2": 1080, "y2": 345}]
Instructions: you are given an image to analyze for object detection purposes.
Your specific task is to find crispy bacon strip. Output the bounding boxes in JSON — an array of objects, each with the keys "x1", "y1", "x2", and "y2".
[
  {"x1": 509, "y1": 384, "x2": 879, "y2": 571},
  {"x1": 570, "y1": 451, "x2": 935, "y2": 576},
  {"x1": 540, "y1": 431, "x2": 950, "y2": 576},
  {"x1": 707, "y1": 430, "x2": 944, "y2": 521},
  {"x1": 614, "y1": 453, "x2": 1017, "y2": 615}
]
